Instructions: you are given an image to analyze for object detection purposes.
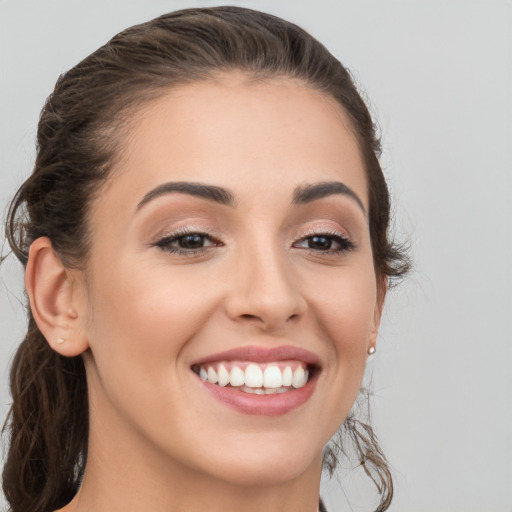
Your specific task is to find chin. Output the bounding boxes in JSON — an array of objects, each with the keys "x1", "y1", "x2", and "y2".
[
  {"x1": 204, "y1": 451, "x2": 321, "y2": 488},
  {"x1": 183, "y1": 429, "x2": 325, "y2": 488}
]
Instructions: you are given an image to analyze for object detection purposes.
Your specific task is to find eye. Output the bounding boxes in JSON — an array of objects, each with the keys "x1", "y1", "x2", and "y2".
[
  {"x1": 153, "y1": 229, "x2": 221, "y2": 254},
  {"x1": 293, "y1": 232, "x2": 355, "y2": 254},
  {"x1": 174, "y1": 233, "x2": 208, "y2": 250}
]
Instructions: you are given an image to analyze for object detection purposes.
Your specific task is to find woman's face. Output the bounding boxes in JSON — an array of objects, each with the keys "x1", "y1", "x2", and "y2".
[{"x1": 77, "y1": 74, "x2": 383, "y2": 486}]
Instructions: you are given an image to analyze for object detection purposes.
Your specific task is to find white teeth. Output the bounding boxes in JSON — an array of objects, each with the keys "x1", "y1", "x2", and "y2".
[
  {"x1": 292, "y1": 367, "x2": 307, "y2": 388},
  {"x1": 217, "y1": 364, "x2": 230, "y2": 387},
  {"x1": 282, "y1": 366, "x2": 293, "y2": 386},
  {"x1": 230, "y1": 366, "x2": 245, "y2": 387},
  {"x1": 240, "y1": 386, "x2": 279, "y2": 395},
  {"x1": 245, "y1": 363, "x2": 263, "y2": 388},
  {"x1": 207, "y1": 366, "x2": 218, "y2": 384},
  {"x1": 263, "y1": 366, "x2": 282, "y2": 388},
  {"x1": 198, "y1": 361, "x2": 312, "y2": 390}
]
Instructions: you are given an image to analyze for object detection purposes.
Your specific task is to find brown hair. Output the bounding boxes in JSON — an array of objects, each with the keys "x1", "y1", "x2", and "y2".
[{"x1": 2, "y1": 6, "x2": 409, "y2": 512}]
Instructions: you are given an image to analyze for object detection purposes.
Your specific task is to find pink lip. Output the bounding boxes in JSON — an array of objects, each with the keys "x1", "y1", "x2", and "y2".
[
  {"x1": 190, "y1": 344, "x2": 320, "y2": 366},
  {"x1": 191, "y1": 345, "x2": 320, "y2": 416},
  {"x1": 198, "y1": 374, "x2": 318, "y2": 416}
]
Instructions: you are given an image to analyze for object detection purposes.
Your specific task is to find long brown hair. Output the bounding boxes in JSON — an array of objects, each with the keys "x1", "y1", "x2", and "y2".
[{"x1": 2, "y1": 6, "x2": 409, "y2": 512}]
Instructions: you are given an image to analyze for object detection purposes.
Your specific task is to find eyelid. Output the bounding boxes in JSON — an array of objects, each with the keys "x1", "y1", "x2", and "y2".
[
  {"x1": 152, "y1": 224, "x2": 219, "y2": 242},
  {"x1": 293, "y1": 227, "x2": 356, "y2": 254},
  {"x1": 151, "y1": 226, "x2": 223, "y2": 254},
  {"x1": 298, "y1": 225, "x2": 350, "y2": 239},
  {"x1": 297, "y1": 226, "x2": 354, "y2": 245},
  {"x1": 149, "y1": 222, "x2": 356, "y2": 257}
]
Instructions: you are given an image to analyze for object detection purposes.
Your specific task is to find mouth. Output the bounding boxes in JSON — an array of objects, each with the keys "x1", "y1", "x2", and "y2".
[
  {"x1": 190, "y1": 346, "x2": 320, "y2": 416},
  {"x1": 191, "y1": 360, "x2": 314, "y2": 394}
]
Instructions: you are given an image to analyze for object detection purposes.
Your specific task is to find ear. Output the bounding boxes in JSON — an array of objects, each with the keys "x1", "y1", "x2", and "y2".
[
  {"x1": 25, "y1": 237, "x2": 89, "y2": 357},
  {"x1": 368, "y1": 275, "x2": 388, "y2": 351}
]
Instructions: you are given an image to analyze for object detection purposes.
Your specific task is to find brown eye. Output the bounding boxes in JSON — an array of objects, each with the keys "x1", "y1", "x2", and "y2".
[
  {"x1": 307, "y1": 236, "x2": 333, "y2": 251},
  {"x1": 154, "y1": 230, "x2": 221, "y2": 254},
  {"x1": 178, "y1": 234, "x2": 207, "y2": 249},
  {"x1": 293, "y1": 232, "x2": 355, "y2": 254}
]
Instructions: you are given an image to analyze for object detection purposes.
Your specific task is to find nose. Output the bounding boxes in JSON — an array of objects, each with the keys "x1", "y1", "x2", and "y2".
[{"x1": 224, "y1": 246, "x2": 307, "y2": 332}]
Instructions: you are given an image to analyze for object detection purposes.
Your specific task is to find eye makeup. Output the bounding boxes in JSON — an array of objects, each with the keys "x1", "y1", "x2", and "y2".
[
  {"x1": 292, "y1": 228, "x2": 356, "y2": 256},
  {"x1": 152, "y1": 226, "x2": 223, "y2": 255}
]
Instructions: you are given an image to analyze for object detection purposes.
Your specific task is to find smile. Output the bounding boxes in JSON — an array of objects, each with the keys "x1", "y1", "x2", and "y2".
[
  {"x1": 191, "y1": 346, "x2": 320, "y2": 416},
  {"x1": 193, "y1": 361, "x2": 310, "y2": 394}
]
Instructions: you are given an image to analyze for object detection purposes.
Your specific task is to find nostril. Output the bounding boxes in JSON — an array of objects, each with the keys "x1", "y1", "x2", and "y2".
[
  {"x1": 240, "y1": 313, "x2": 261, "y2": 321},
  {"x1": 239, "y1": 313, "x2": 299, "y2": 322}
]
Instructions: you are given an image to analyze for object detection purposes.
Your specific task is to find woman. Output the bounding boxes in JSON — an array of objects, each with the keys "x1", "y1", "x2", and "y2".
[{"x1": 2, "y1": 6, "x2": 409, "y2": 512}]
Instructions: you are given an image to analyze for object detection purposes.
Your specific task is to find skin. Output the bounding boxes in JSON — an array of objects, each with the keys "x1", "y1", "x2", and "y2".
[{"x1": 27, "y1": 74, "x2": 384, "y2": 512}]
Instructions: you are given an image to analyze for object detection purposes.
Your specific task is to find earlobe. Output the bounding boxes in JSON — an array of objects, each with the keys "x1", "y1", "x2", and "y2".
[{"x1": 25, "y1": 237, "x2": 89, "y2": 357}]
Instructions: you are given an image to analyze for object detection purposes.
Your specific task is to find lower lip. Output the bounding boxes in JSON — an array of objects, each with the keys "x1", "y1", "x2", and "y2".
[{"x1": 196, "y1": 373, "x2": 318, "y2": 416}]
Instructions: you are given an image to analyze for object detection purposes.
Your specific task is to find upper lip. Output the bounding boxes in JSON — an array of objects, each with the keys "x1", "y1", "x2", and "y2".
[{"x1": 190, "y1": 345, "x2": 320, "y2": 367}]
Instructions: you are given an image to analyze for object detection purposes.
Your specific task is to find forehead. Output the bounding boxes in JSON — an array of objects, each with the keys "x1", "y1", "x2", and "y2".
[{"x1": 101, "y1": 74, "x2": 368, "y2": 212}]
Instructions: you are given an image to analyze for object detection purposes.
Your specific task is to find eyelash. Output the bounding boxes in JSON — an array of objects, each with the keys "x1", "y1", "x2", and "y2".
[
  {"x1": 152, "y1": 227, "x2": 222, "y2": 255},
  {"x1": 152, "y1": 228, "x2": 355, "y2": 256},
  {"x1": 292, "y1": 229, "x2": 355, "y2": 255}
]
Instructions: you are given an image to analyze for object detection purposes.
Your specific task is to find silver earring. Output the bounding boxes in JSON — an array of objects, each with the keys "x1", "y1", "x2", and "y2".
[
  {"x1": 367, "y1": 346, "x2": 376, "y2": 355},
  {"x1": 56, "y1": 338, "x2": 66, "y2": 344}
]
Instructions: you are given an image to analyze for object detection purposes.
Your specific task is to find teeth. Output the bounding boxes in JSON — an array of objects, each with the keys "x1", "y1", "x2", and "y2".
[
  {"x1": 217, "y1": 364, "x2": 230, "y2": 387},
  {"x1": 282, "y1": 366, "x2": 293, "y2": 386},
  {"x1": 230, "y1": 366, "x2": 245, "y2": 387},
  {"x1": 240, "y1": 386, "x2": 284, "y2": 395},
  {"x1": 207, "y1": 366, "x2": 218, "y2": 384},
  {"x1": 263, "y1": 366, "x2": 282, "y2": 388},
  {"x1": 245, "y1": 363, "x2": 263, "y2": 388},
  {"x1": 292, "y1": 367, "x2": 308, "y2": 388},
  {"x1": 198, "y1": 361, "x2": 312, "y2": 391}
]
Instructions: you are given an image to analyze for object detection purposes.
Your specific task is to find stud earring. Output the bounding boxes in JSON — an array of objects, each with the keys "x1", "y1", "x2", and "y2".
[
  {"x1": 56, "y1": 338, "x2": 66, "y2": 344},
  {"x1": 367, "y1": 346, "x2": 376, "y2": 355}
]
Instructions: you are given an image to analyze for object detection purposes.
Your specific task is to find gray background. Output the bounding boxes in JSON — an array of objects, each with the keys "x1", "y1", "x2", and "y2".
[{"x1": 1, "y1": 1, "x2": 511, "y2": 511}]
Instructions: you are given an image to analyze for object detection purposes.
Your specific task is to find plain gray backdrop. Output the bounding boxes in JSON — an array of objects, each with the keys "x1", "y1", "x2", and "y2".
[{"x1": 1, "y1": 1, "x2": 511, "y2": 511}]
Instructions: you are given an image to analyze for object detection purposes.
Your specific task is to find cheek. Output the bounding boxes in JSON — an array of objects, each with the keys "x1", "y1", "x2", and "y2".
[
  {"x1": 83, "y1": 258, "x2": 220, "y2": 379},
  {"x1": 80, "y1": 259, "x2": 225, "y2": 451},
  {"x1": 307, "y1": 262, "x2": 377, "y2": 418},
  {"x1": 311, "y1": 263, "x2": 377, "y2": 351}
]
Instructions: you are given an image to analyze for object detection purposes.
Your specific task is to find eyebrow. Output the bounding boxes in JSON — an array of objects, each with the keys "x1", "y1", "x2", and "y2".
[
  {"x1": 292, "y1": 181, "x2": 366, "y2": 213},
  {"x1": 136, "y1": 179, "x2": 365, "y2": 213},
  {"x1": 137, "y1": 181, "x2": 235, "y2": 210}
]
